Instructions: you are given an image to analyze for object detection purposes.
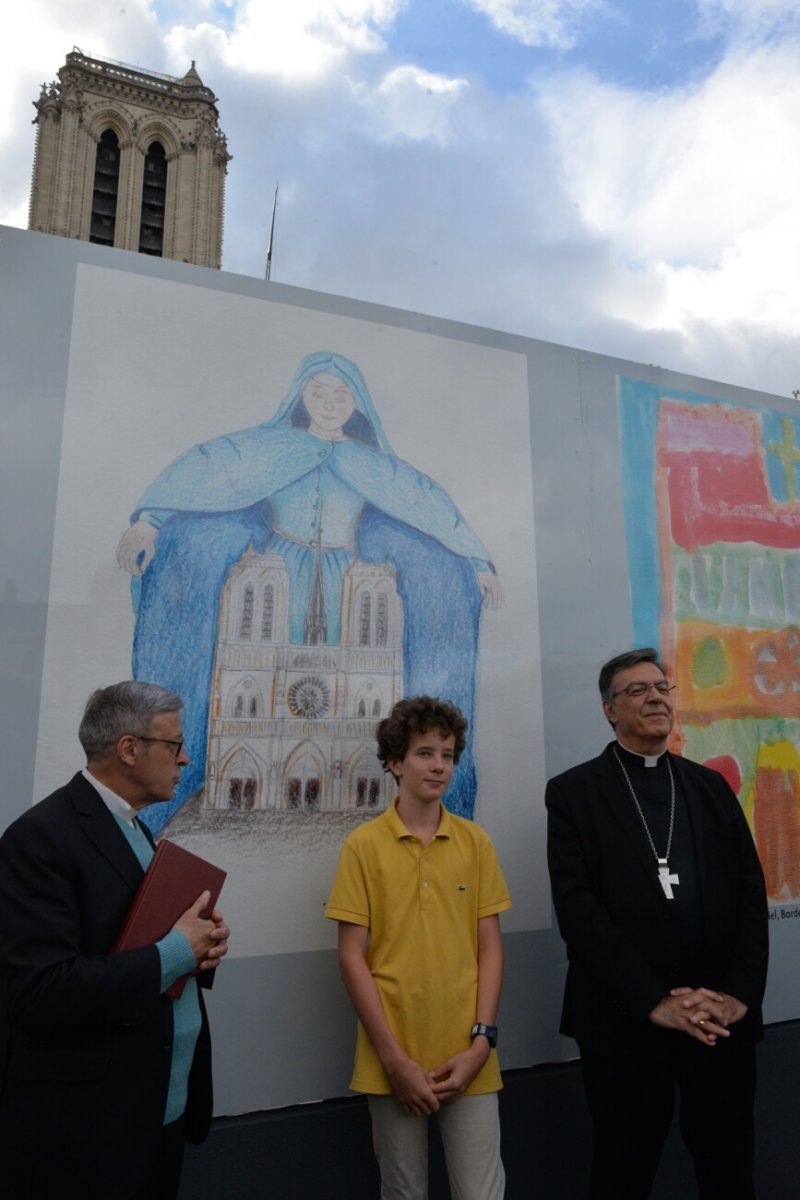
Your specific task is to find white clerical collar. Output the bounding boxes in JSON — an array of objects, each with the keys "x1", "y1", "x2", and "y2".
[
  {"x1": 82, "y1": 768, "x2": 137, "y2": 824},
  {"x1": 615, "y1": 740, "x2": 667, "y2": 769}
]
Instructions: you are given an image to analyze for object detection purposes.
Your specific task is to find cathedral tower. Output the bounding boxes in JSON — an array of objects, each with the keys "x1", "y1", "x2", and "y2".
[{"x1": 28, "y1": 48, "x2": 230, "y2": 268}]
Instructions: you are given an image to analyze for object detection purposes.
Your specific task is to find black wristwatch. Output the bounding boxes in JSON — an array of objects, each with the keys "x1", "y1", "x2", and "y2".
[{"x1": 470, "y1": 1022, "x2": 498, "y2": 1048}]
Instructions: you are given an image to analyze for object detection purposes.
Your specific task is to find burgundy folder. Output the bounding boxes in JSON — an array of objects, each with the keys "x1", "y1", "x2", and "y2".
[{"x1": 111, "y1": 838, "x2": 227, "y2": 998}]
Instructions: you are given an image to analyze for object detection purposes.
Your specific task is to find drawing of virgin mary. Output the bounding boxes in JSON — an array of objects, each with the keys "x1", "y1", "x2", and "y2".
[{"x1": 117, "y1": 351, "x2": 502, "y2": 831}]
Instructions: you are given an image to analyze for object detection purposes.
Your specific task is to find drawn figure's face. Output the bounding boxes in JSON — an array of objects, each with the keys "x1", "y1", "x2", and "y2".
[{"x1": 302, "y1": 373, "x2": 356, "y2": 439}]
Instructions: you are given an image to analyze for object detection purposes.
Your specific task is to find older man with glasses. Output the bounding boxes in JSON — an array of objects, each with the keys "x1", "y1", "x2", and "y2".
[
  {"x1": 546, "y1": 648, "x2": 768, "y2": 1200},
  {"x1": 0, "y1": 681, "x2": 230, "y2": 1200}
]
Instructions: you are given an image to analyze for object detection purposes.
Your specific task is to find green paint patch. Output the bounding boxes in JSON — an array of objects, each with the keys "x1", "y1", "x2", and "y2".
[{"x1": 692, "y1": 636, "x2": 728, "y2": 687}]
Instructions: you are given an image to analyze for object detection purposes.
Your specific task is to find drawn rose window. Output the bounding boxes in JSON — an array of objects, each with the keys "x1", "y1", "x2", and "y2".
[{"x1": 288, "y1": 676, "x2": 332, "y2": 718}]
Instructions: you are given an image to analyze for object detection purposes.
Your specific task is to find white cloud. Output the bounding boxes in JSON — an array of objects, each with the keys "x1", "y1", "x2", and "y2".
[
  {"x1": 0, "y1": 0, "x2": 162, "y2": 224},
  {"x1": 166, "y1": 0, "x2": 406, "y2": 82},
  {"x1": 537, "y1": 39, "x2": 800, "y2": 350},
  {"x1": 697, "y1": 0, "x2": 800, "y2": 40},
  {"x1": 358, "y1": 66, "x2": 468, "y2": 144},
  {"x1": 4, "y1": 1, "x2": 800, "y2": 401},
  {"x1": 463, "y1": 0, "x2": 610, "y2": 50}
]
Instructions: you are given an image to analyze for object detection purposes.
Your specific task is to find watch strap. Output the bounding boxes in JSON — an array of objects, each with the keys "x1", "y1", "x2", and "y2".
[{"x1": 470, "y1": 1022, "x2": 498, "y2": 1048}]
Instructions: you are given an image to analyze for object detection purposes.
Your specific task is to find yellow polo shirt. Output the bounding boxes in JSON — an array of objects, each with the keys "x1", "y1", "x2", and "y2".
[{"x1": 325, "y1": 799, "x2": 512, "y2": 1095}]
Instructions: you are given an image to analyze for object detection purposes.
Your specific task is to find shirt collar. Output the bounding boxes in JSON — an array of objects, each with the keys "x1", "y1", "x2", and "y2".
[
  {"x1": 81, "y1": 768, "x2": 137, "y2": 824},
  {"x1": 615, "y1": 739, "x2": 668, "y2": 769},
  {"x1": 387, "y1": 796, "x2": 452, "y2": 840}
]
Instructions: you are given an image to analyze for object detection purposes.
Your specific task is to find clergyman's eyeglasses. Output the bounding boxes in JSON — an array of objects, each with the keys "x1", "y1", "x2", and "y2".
[{"x1": 610, "y1": 681, "x2": 676, "y2": 700}]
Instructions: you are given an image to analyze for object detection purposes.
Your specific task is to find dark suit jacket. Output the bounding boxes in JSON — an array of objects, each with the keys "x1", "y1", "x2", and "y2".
[
  {"x1": 0, "y1": 773, "x2": 213, "y2": 1199},
  {"x1": 546, "y1": 743, "x2": 769, "y2": 1059}
]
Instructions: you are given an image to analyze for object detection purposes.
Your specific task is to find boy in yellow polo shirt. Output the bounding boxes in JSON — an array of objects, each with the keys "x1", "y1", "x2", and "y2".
[{"x1": 325, "y1": 696, "x2": 511, "y2": 1200}]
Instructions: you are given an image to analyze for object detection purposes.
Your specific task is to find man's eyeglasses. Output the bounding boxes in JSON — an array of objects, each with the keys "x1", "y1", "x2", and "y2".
[
  {"x1": 132, "y1": 735, "x2": 184, "y2": 760},
  {"x1": 610, "y1": 680, "x2": 676, "y2": 700}
]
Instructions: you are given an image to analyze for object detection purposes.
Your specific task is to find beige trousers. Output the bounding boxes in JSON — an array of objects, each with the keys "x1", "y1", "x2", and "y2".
[{"x1": 367, "y1": 1092, "x2": 505, "y2": 1200}]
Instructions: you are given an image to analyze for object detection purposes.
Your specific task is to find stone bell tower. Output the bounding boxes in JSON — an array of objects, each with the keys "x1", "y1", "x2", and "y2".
[{"x1": 28, "y1": 48, "x2": 231, "y2": 268}]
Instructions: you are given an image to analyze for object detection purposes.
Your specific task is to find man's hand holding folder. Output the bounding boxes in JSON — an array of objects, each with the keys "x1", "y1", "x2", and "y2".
[
  {"x1": 111, "y1": 839, "x2": 229, "y2": 997},
  {"x1": 175, "y1": 889, "x2": 229, "y2": 974}
]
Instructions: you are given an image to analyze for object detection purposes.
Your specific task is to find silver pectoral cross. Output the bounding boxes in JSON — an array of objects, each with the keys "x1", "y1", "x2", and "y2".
[{"x1": 658, "y1": 858, "x2": 679, "y2": 900}]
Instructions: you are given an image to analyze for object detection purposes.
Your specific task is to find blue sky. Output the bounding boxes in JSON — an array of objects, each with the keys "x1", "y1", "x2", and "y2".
[
  {"x1": 391, "y1": 0, "x2": 722, "y2": 93},
  {"x1": 3, "y1": 0, "x2": 800, "y2": 398}
]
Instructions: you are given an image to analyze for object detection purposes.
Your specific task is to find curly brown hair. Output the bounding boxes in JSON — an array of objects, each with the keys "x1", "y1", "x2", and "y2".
[{"x1": 376, "y1": 696, "x2": 468, "y2": 774}]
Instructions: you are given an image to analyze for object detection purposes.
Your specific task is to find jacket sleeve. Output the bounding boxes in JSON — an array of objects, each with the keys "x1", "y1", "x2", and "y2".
[
  {"x1": 0, "y1": 814, "x2": 162, "y2": 1032},
  {"x1": 712, "y1": 775, "x2": 769, "y2": 1010},
  {"x1": 546, "y1": 774, "x2": 669, "y2": 1023}
]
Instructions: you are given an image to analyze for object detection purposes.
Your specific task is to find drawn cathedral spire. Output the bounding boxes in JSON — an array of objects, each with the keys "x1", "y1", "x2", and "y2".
[{"x1": 303, "y1": 531, "x2": 328, "y2": 645}]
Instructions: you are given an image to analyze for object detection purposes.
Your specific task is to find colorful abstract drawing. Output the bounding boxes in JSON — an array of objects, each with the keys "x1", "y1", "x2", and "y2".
[{"x1": 619, "y1": 379, "x2": 800, "y2": 903}]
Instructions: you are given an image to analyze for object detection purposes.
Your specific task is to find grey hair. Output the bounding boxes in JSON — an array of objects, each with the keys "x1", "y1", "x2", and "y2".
[
  {"x1": 598, "y1": 648, "x2": 667, "y2": 703},
  {"x1": 78, "y1": 681, "x2": 183, "y2": 760}
]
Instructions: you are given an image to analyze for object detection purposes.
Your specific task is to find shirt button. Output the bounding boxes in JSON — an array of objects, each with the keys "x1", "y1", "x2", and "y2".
[
  {"x1": 422, "y1": 881, "x2": 429, "y2": 888},
  {"x1": 318, "y1": 449, "x2": 327, "y2": 458}
]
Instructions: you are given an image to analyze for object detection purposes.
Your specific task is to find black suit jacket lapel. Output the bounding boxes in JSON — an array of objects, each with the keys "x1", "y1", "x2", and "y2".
[
  {"x1": 594, "y1": 744, "x2": 669, "y2": 902},
  {"x1": 670, "y1": 753, "x2": 709, "y2": 892},
  {"x1": 65, "y1": 772, "x2": 145, "y2": 895}
]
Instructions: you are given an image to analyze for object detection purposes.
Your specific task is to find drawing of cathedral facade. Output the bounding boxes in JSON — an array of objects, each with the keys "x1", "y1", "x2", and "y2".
[{"x1": 204, "y1": 548, "x2": 403, "y2": 812}]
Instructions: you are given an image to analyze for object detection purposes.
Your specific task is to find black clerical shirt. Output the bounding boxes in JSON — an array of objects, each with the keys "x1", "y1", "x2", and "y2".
[{"x1": 613, "y1": 744, "x2": 703, "y2": 986}]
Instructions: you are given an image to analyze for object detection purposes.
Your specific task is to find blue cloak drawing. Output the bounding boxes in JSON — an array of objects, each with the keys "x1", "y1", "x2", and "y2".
[{"x1": 121, "y1": 352, "x2": 497, "y2": 831}]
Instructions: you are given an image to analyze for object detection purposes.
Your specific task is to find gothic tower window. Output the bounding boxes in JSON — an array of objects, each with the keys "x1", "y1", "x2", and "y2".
[
  {"x1": 90, "y1": 129, "x2": 120, "y2": 246},
  {"x1": 376, "y1": 592, "x2": 388, "y2": 647},
  {"x1": 138, "y1": 141, "x2": 167, "y2": 256},
  {"x1": 261, "y1": 584, "x2": 274, "y2": 640},
  {"x1": 359, "y1": 592, "x2": 372, "y2": 646},
  {"x1": 239, "y1": 583, "x2": 254, "y2": 639}
]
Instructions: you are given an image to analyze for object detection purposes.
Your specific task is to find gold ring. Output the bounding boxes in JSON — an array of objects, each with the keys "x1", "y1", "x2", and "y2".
[{"x1": 699, "y1": 1019, "x2": 706, "y2": 1026}]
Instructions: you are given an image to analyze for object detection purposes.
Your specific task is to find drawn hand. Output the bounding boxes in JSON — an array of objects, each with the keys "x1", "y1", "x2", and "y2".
[
  {"x1": 477, "y1": 572, "x2": 504, "y2": 610},
  {"x1": 117, "y1": 522, "x2": 158, "y2": 576}
]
